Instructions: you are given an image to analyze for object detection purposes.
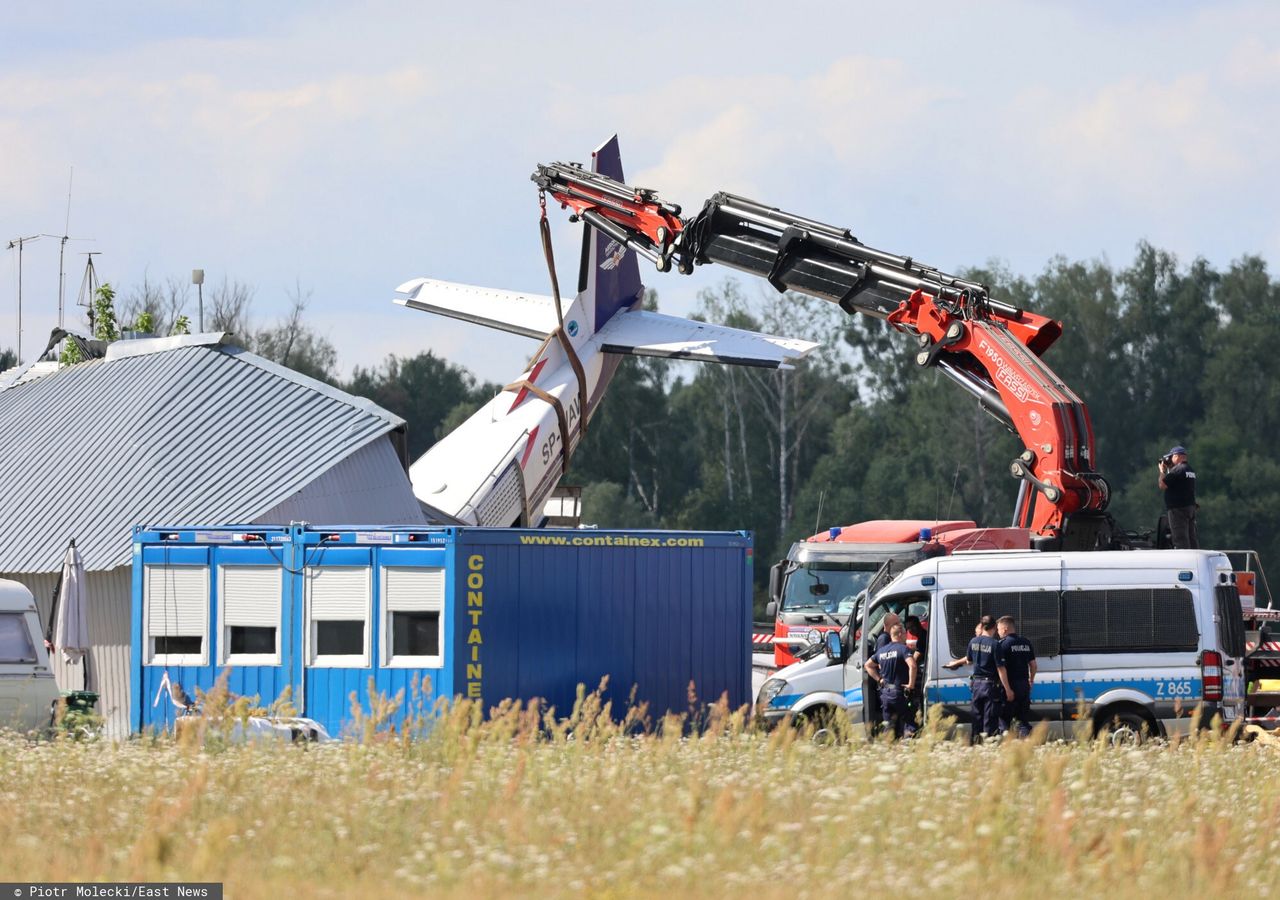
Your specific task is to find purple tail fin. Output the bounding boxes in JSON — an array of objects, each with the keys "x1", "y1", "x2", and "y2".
[{"x1": 582, "y1": 135, "x2": 644, "y2": 333}]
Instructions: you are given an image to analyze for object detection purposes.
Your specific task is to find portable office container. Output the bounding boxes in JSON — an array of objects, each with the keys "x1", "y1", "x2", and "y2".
[{"x1": 131, "y1": 525, "x2": 752, "y2": 736}]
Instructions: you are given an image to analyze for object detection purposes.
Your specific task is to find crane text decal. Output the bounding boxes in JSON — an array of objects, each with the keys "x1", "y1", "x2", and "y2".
[
  {"x1": 977, "y1": 338, "x2": 1039, "y2": 404},
  {"x1": 466, "y1": 554, "x2": 484, "y2": 699}
]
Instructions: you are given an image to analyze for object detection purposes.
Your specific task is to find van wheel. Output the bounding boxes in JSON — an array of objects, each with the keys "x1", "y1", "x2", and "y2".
[
  {"x1": 1096, "y1": 709, "x2": 1151, "y2": 747},
  {"x1": 796, "y1": 707, "x2": 840, "y2": 745}
]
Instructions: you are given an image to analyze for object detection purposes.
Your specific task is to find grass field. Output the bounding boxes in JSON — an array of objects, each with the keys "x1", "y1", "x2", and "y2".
[{"x1": 3, "y1": 691, "x2": 1279, "y2": 899}]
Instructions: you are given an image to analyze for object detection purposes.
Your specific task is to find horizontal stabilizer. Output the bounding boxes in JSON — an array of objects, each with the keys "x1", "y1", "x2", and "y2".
[
  {"x1": 395, "y1": 278, "x2": 817, "y2": 368},
  {"x1": 395, "y1": 278, "x2": 560, "y2": 339},
  {"x1": 595, "y1": 309, "x2": 817, "y2": 368}
]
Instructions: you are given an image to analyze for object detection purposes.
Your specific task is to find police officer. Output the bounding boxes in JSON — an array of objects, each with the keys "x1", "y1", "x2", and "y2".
[
  {"x1": 1158, "y1": 445, "x2": 1198, "y2": 549},
  {"x1": 903, "y1": 614, "x2": 927, "y2": 728},
  {"x1": 996, "y1": 615, "x2": 1037, "y2": 738},
  {"x1": 874, "y1": 612, "x2": 902, "y2": 651},
  {"x1": 866, "y1": 612, "x2": 902, "y2": 729},
  {"x1": 944, "y1": 615, "x2": 1007, "y2": 742},
  {"x1": 864, "y1": 622, "x2": 917, "y2": 739}
]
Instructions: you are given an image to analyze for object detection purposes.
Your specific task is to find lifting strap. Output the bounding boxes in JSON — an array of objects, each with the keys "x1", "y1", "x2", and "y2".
[{"x1": 507, "y1": 194, "x2": 589, "y2": 479}]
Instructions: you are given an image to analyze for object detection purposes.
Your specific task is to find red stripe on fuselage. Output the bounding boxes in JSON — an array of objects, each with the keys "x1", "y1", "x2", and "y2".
[
  {"x1": 509, "y1": 358, "x2": 549, "y2": 413},
  {"x1": 519, "y1": 426, "x2": 540, "y2": 470}
]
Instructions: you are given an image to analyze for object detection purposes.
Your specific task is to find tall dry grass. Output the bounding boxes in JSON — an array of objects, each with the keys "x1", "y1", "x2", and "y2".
[{"x1": 1, "y1": 684, "x2": 1277, "y2": 899}]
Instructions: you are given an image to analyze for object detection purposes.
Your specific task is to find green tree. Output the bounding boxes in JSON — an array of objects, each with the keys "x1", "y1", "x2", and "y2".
[
  {"x1": 346, "y1": 352, "x2": 497, "y2": 459},
  {"x1": 1185, "y1": 255, "x2": 1280, "y2": 561},
  {"x1": 93, "y1": 283, "x2": 119, "y2": 342},
  {"x1": 580, "y1": 481, "x2": 659, "y2": 528},
  {"x1": 252, "y1": 283, "x2": 339, "y2": 383},
  {"x1": 670, "y1": 281, "x2": 855, "y2": 564}
]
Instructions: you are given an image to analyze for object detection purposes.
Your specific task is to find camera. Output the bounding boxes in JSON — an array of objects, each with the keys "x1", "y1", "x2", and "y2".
[{"x1": 1158, "y1": 453, "x2": 1174, "y2": 467}]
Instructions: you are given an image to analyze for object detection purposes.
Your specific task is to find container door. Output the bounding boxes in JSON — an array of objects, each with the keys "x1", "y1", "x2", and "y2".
[
  {"x1": 212, "y1": 543, "x2": 294, "y2": 718},
  {"x1": 300, "y1": 546, "x2": 375, "y2": 737},
  {"x1": 136, "y1": 545, "x2": 211, "y2": 734}
]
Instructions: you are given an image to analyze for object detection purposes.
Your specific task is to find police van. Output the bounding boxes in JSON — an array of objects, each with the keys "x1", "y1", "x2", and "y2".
[
  {"x1": 755, "y1": 549, "x2": 1247, "y2": 742},
  {"x1": 0, "y1": 579, "x2": 61, "y2": 733}
]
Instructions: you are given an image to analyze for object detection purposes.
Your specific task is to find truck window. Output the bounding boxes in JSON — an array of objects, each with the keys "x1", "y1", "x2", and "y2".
[
  {"x1": 1061, "y1": 588, "x2": 1198, "y2": 653},
  {"x1": 0, "y1": 613, "x2": 37, "y2": 663},
  {"x1": 782, "y1": 562, "x2": 881, "y2": 615},
  {"x1": 867, "y1": 593, "x2": 930, "y2": 638},
  {"x1": 944, "y1": 591, "x2": 1061, "y2": 659},
  {"x1": 1214, "y1": 584, "x2": 1246, "y2": 658}
]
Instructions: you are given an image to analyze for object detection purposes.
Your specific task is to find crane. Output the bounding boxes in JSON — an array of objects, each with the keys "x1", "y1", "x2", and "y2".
[{"x1": 532, "y1": 161, "x2": 1113, "y2": 550}]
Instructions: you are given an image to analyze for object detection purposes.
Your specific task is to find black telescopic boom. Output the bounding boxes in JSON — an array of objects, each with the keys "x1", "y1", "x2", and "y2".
[{"x1": 680, "y1": 193, "x2": 993, "y2": 322}]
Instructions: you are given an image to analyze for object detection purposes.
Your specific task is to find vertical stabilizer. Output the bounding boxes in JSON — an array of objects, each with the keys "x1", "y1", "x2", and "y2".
[{"x1": 582, "y1": 136, "x2": 644, "y2": 335}]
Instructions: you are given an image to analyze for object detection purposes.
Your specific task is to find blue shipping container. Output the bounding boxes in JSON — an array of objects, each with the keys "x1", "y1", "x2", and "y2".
[{"x1": 131, "y1": 525, "x2": 752, "y2": 736}]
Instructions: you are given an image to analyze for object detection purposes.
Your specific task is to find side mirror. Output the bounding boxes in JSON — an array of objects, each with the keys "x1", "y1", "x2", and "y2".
[
  {"x1": 768, "y1": 562, "x2": 784, "y2": 602},
  {"x1": 825, "y1": 630, "x2": 844, "y2": 662},
  {"x1": 765, "y1": 600, "x2": 777, "y2": 619}
]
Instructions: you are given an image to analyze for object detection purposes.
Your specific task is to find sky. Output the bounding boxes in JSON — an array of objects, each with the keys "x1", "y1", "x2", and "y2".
[{"x1": 2, "y1": 1, "x2": 1277, "y2": 382}]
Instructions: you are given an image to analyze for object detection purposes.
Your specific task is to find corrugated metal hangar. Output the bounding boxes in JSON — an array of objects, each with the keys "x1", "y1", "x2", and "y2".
[{"x1": 0, "y1": 333, "x2": 426, "y2": 736}]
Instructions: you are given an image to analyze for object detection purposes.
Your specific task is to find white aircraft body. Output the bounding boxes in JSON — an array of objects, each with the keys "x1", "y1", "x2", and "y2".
[{"x1": 396, "y1": 137, "x2": 817, "y2": 526}]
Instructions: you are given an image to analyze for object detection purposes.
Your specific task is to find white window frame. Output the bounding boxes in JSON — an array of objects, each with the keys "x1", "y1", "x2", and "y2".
[
  {"x1": 143, "y1": 564, "x2": 210, "y2": 667},
  {"x1": 218, "y1": 565, "x2": 283, "y2": 666},
  {"x1": 305, "y1": 566, "x2": 371, "y2": 668},
  {"x1": 0, "y1": 612, "x2": 38, "y2": 666},
  {"x1": 380, "y1": 566, "x2": 446, "y2": 669}
]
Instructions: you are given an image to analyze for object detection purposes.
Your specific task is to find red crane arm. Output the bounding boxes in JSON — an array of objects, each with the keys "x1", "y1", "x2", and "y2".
[{"x1": 532, "y1": 162, "x2": 1113, "y2": 547}]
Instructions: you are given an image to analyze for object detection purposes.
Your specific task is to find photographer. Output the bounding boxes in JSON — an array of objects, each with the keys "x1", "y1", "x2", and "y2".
[{"x1": 1158, "y1": 445, "x2": 1198, "y2": 549}]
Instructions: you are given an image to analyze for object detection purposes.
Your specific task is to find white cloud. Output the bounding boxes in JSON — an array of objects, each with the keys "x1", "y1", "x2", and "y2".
[{"x1": 2, "y1": 1, "x2": 1279, "y2": 377}]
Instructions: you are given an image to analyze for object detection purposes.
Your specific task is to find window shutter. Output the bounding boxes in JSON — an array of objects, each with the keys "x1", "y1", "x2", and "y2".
[
  {"x1": 145, "y1": 566, "x2": 208, "y2": 637},
  {"x1": 222, "y1": 566, "x2": 282, "y2": 628},
  {"x1": 307, "y1": 567, "x2": 370, "y2": 620},
  {"x1": 384, "y1": 567, "x2": 445, "y2": 613}
]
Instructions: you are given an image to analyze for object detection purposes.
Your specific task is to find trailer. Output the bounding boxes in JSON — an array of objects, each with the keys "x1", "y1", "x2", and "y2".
[{"x1": 130, "y1": 525, "x2": 752, "y2": 737}]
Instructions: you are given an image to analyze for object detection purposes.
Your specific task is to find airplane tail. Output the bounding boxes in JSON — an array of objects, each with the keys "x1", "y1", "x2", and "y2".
[
  {"x1": 394, "y1": 135, "x2": 816, "y2": 370},
  {"x1": 579, "y1": 135, "x2": 644, "y2": 336}
]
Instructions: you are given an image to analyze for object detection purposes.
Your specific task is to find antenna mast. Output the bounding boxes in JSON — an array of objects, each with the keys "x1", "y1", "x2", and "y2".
[
  {"x1": 77, "y1": 252, "x2": 102, "y2": 336},
  {"x1": 43, "y1": 167, "x2": 93, "y2": 328}
]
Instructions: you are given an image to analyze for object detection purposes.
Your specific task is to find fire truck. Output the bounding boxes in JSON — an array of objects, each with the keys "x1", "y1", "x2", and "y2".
[{"x1": 532, "y1": 157, "x2": 1280, "y2": 726}]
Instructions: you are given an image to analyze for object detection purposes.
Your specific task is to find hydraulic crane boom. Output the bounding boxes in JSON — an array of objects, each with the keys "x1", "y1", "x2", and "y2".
[{"x1": 533, "y1": 161, "x2": 1114, "y2": 549}]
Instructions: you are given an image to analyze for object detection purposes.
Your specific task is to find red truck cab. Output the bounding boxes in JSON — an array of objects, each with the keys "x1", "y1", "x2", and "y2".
[{"x1": 766, "y1": 520, "x2": 1029, "y2": 667}]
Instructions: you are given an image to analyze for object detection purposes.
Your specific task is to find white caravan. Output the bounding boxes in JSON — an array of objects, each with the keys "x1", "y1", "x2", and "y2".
[
  {"x1": 756, "y1": 549, "x2": 1247, "y2": 742},
  {"x1": 395, "y1": 135, "x2": 816, "y2": 526},
  {"x1": 0, "y1": 579, "x2": 60, "y2": 732}
]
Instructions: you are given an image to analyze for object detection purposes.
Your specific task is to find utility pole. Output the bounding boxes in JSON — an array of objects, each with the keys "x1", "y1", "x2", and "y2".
[
  {"x1": 42, "y1": 232, "x2": 94, "y2": 329},
  {"x1": 193, "y1": 269, "x2": 204, "y2": 332},
  {"x1": 7, "y1": 234, "x2": 41, "y2": 364}
]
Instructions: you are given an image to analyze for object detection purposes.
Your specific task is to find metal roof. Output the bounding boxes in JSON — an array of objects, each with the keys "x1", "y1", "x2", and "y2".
[{"x1": 0, "y1": 335, "x2": 409, "y2": 573}]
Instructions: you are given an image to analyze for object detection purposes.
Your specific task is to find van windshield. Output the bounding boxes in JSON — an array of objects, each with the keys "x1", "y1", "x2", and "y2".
[{"x1": 781, "y1": 562, "x2": 882, "y2": 615}]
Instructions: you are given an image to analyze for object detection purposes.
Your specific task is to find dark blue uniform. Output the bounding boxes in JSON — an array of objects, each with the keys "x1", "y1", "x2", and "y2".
[
  {"x1": 1163, "y1": 462, "x2": 1198, "y2": 549},
  {"x1": 967, "y1": 634, "x2": 1003, "y2": 739},
  {"x1": 872, "y1": 641, "x2": 915, "y2": 738},
  {"x1": 997, "y1": 633, "x2": 1036, "y2": 737}
]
